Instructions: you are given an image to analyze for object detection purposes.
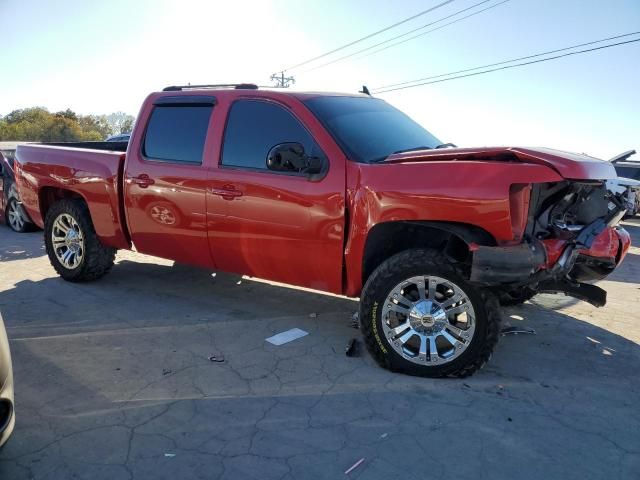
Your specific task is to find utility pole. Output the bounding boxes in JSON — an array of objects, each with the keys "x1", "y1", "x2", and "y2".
[{"x1": 270, "y1": 71, "x2": 295, "y2": 88}]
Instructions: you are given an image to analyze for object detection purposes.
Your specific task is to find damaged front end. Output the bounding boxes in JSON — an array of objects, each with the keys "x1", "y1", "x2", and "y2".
[{"x1": 471, "y1": 180, "x2": 631, "y2": 307}]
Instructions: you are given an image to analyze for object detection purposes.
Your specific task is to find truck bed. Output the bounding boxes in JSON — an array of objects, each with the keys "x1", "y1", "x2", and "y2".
[
  {"x1": 44, "y1": 141, "x2": 128, "y2": 152},
  {"x1": 15, "y1": 143, "x2": 130, "y2": 249}
]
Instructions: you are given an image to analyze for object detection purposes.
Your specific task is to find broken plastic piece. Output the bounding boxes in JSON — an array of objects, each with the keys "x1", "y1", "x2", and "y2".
[
  {"x1": 164, "y1": 453, "x2": 176, "y2": 458},
  {"x1": 501, "y1": 326, "x2": 536, "y2": 336},
  {"x1": 345, "y1": 338, "x2": 359, "y2": 357},
  {"x1": 209, "y1": 354, "x2": 225, "y2": 363},
  {"x1": 345, "y1": 458, "x2": 365, "y2": 475},
  {"x1": 309, "y1": 312, "x2": 318, "y2": 318}
]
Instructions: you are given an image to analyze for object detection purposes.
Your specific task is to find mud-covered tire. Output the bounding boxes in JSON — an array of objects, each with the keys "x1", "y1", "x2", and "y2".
[
  {"x1": 497, "y1": 287, "x2": 537, "y2": 306},
  {"x1": 44, "y1": 199, "x2": 116, "y2": 282},
  {"x1": 360, "y1": 248, "x2": 501, "y2": 378}
]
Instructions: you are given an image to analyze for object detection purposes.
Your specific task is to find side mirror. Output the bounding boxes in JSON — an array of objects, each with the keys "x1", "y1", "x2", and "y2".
[{"x1": 266, "y1": 143, "x2": 324, "y2": 175}]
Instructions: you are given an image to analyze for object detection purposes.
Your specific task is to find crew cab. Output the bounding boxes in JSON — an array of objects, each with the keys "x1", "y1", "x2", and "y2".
[{"x1": 15, "y1": 84, "x2": 631, "y2": 378}]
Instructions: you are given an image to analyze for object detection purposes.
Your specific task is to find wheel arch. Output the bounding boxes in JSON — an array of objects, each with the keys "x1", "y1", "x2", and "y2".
[
  {"x1": 38, "y1": 186, "x2": 130, "y2": 249},
  {"x1": 39, "y1": 186, "x2": 86, "y2": 222},
  {"x1": 361, "y1": 221, "x2": 497, "y2": 288}
]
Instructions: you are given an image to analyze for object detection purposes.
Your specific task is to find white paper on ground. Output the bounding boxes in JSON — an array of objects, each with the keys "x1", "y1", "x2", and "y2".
[{"x1": 266, "y1": 328, "x2": 309, "y2": 346}]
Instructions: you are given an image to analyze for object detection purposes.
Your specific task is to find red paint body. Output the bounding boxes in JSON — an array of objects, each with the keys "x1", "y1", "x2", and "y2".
[{"x1": 14, "y1": 89, "x2": 631, "y2": 296}]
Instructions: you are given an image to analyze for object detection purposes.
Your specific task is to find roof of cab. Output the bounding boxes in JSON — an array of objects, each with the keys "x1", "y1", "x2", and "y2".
[{"x1": 155, "y1": 84, "x2": 371, "y2": 101}]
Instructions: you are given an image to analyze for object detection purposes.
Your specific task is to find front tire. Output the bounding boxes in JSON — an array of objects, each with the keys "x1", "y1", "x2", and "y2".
[
  {"x1": 44, "y1": 199, "x2": 116, "y2": 282},
  {"x1": 360, "y1": 249, "x2": 500, "y2": 378}
]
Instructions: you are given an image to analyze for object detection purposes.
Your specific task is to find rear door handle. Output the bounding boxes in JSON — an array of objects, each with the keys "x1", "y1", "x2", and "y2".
[
  {"x1": 128, "y1": 174, "x2": 155, "y2": 188},
  {"x1": 208, "y1": 186, "x2": 243, "y2": 199}
]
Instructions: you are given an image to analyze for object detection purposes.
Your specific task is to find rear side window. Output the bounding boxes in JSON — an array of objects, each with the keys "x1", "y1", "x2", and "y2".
[
  {"x1": 221, "y1": 100, "x2": 320, "y2": 170},
  {"x1": 143, "y1": 105, "x2": 212, "y2": 164}
]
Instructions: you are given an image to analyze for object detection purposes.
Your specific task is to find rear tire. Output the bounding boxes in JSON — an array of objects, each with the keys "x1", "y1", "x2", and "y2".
[
  {"x1": 360, "y1": 248, "x2": 501, "y2": 378},
  {"x1": 44, "y1": 199, "x2": 116, "y2": 282}
]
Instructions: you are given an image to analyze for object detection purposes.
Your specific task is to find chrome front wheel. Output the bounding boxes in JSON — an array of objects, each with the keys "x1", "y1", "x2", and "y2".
[
  {"x1": 360, "y1": 248, "x2": 500, "y2": 378},
  {"x1": 382, "y1": 275, "x2": 476, "y2": 366},
  {"x1": 51, "y1": 213, "x2": 85, "y2": 269}
]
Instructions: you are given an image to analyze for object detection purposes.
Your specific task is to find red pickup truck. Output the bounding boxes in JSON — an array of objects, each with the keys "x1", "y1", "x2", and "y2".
[{"x1": 15, "y1": 84, "x2": 631, "y2": 378}]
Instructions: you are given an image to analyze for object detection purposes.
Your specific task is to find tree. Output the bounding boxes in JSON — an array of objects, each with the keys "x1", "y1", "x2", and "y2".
[
  {"x1": 106, "y1": 112, "x2": 135, "y2": 135},
  {"x1": 0, "y1": 107, "x2": 136, "y2": 142}
]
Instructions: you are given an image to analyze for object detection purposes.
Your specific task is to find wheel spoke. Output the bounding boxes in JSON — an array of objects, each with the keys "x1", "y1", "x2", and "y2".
[
  {"x1": 417, "y1": 278, "x2": 426, "y2": 300},
  {"x1": 445, "y1": 323, "x2": 469, "y2": 340},
  {"x1": 419, "y1": 335, "x2": 428, "y2": 357},
  {"x1": 62, "y1": 249, "x2": 73, "y2": 265},
  {"x1": 429, "y1": 336, "x2": 438, "y2": 361},
  {"x1": 441, "y1": 293, "x2": 463, "y2": 309},
  {"x1": 388, "y1": 303, "x2": 410, "y2": 316},
  {"x1": 397, "y1": 329, "x2": 415, "y2": 345},
  {"x1": 427, "y1": 277, "x2": 437, "y2": 300},
  {"x1": 440, "y1": 330, "x2": 462, "y2": 349},
  {"x1": 389, "y1": 321, "x2": 411, "y2": 338}
]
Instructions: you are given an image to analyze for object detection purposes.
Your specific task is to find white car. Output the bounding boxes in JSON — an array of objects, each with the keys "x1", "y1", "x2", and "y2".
[{"x1": 0, "y1": 312, "x2": 14, "y2": 449}]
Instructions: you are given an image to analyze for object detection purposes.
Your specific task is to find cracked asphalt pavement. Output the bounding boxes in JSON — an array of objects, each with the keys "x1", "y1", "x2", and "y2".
[{"x1": 0, "y1": 220, "x2": 639, "y2": 479}]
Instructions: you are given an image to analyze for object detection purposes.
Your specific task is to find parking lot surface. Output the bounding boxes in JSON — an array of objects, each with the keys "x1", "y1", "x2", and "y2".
[{"x1": 0, "y1": 220, "x2": 639, "y2": 480}]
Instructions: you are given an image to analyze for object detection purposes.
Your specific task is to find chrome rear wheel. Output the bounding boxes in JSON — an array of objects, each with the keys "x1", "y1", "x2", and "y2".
[{"x1": 51, "y1": 213, "x2": 85, "y2": 269}]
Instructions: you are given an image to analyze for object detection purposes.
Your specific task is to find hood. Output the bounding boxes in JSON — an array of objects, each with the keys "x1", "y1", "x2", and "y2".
[{"x1": 383, "y1": 146, "x2": 618, "y2": 180}]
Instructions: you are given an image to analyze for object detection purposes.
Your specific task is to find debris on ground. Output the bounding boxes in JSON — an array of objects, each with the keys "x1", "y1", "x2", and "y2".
[
  {"x1": 309, "y1": 312, "x2": 318, "y2": 318},
  {"x1": 162, "y1": 369, "x2": 172, "y2": 376},
  {"x1": 208, "y1": 354, "x2": 225, "y2": 363},
  {"x1": 344, "y1": 458, "x2": 365, "y2": 475},
  {"x1": 345, "y1": 338, "x2": 359, "y2": 357},
  {"x1": 501, "y1": 326, "x2": 536, "y2": 336},
  {"x1": 266, "y1": 328, "x2": 309, "y2": 346},
  {"x1": 349, "y1": 312, "x2": 360, "y2": 329},
  {"x1": 380, "y1": 433, "x2": 388, "y2": 439},
  {"x1": 164, "y1": 453, "x2": 176, "y2": 458}
]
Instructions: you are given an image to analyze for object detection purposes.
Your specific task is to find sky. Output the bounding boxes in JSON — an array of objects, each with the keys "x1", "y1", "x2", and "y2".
[{"x1": 0, "y1": 0, "x2": 639, "y2": 159}]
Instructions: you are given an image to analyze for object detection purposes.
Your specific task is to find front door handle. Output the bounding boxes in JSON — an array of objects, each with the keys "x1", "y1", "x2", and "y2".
[
  {"x1": 128, "y1": 174, "x2": 155, "y2": 188},
  {"x1": 208, "y1": 186, "x2": 243, "y2": 199}
]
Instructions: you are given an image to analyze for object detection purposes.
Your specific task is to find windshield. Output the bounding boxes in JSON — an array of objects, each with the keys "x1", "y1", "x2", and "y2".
[{"x1": 303, "y1": 96, "x2": 442, "y2": 163}]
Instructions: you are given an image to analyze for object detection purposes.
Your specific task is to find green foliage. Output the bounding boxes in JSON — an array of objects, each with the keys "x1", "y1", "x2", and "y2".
[{"x1": 0, "y1": 107, "x2": 135, "y2": 142}]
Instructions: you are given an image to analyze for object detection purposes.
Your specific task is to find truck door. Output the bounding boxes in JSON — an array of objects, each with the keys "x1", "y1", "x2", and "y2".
[
  {"x1": 124, "y1": 95, "x2": 216, "y2": 267},
  {"x1": 207, "y1": 97, "x2": 346, "y2": 293}
]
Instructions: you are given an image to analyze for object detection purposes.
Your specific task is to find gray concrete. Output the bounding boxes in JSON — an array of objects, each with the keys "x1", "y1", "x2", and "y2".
[{"x1": 0, "y1": 220, "x2": 639, "y2": 479}]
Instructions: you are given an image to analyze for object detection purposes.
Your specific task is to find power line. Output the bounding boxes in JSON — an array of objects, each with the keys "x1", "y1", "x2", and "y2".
[
  {"x1": 281, "y1": 0, "x2": 455, "y2": 73},
  {"x1": 373, "y1": 31, "x2": 640, "y2": 91},
  {"x1": 300, "y1": 0, "x2": 505, "y2": 74},
  {"x1": 373, "y1": 36, "x2": 640, "y2": 93},
  {"x1": 350, "y1": 0, "x2": 511, "y2": 64}
]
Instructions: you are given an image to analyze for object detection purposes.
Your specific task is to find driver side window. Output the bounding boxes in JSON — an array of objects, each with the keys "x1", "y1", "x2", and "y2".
[{"x1": 221, "y1": 99, "x2": 322, "y2": 171}]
